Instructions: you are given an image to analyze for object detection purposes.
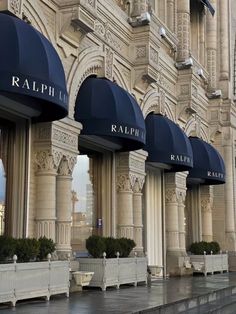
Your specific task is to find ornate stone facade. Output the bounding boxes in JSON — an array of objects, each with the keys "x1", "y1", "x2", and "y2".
[{"x1": 1, "y1": 0, "x2": 236, "y2": 276}]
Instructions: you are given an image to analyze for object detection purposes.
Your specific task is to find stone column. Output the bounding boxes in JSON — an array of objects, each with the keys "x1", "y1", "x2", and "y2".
[
  {"x1": 56, "y1": 155, "x2": 77, "y2": 259},
  {"x1": 165, "y1": 185, "x2": 180, "y2": 253},
  {"x1": 167, "y1": 0, "x2": 175, "y2": 33},
  {"x1": 224, "y1": 132, "x2": 236, "y2": 250},
  {"x1": 133, "y1": 177, "x2": 145, "y2": 254},
  {"x1": 200, "y1": 185, "x2": 213, "y2": 242},
  {"x1": 117, "y1": 174, "x2": 134, "y2": 239},
  {"x1": 165, "y1": 172, "x2": 189, "y2": 276},
  {"x1": 178, "y1": 191, "x2": 187, "y2": 252},
  {"x1": 131, "y1": 0, "x2": 149, "y2": 17},
  {"x1": 177, "y1": 0, "x2": 190, "y2": 62},
  {"x1": 219, "y1": 0, "x2": 229, "y2": 81},
  {"x1": 35, "y1": 151, "x2": 58, "y2": 241},
  {"x1": 206, "y1": 0, "x2": 217, "y2": 92},
  {"x1": 116, "y1": 150, "x2": 147, "y2": 245}
]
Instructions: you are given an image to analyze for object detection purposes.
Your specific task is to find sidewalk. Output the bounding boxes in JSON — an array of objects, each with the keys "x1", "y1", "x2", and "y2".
[{"x1": 1, "y1": 273, "x2": 236, "y2": 313}]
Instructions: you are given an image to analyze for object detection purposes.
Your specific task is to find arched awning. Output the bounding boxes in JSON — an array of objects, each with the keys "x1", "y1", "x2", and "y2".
[
  {"x1": 74, "y1": 77, "x2": 146, "y2": 152},
  {"x1": 0, "y1": 13, "x2": 68, "y2": 122},
  {"x1": 144, "y1": 114, "x2": 193, "y2": 171},
  {"x1": 188, "y1": 137, "x2": 225, "y2": 185}
]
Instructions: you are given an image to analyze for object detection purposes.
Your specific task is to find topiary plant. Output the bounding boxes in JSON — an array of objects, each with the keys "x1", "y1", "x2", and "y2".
[
  {"x1": 118, "y1": 238, "x2": 136, "y2": 257},
  {"x1": 0, "y1": 235, "x2": 16, "y2": 262},
  {"x1": 86, "y1": 235, "x2": 106, "y2": 258},
  {"x1": 38, "y1": 237, "x2": 56, "y2": 260},
  {"x1": 15, "y1": 238, "x2": 40, "y2": 262},
  {"x1": 104, "y1": 237, "x2": 121, "y2": 258},
  {"x1": 189, "y1": 241, "x2": 221, "y2": 255}
]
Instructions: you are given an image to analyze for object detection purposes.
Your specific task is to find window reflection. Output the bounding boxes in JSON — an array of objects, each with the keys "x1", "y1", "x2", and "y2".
[
  {"x1": 0, "y1": 139, "x2": 6, "y2": 235},
  {"x1": 71, "y1": 155, "x2": 94, "y2": 252}
]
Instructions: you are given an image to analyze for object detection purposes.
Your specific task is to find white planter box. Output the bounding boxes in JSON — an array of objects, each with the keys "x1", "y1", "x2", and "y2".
[
  {"x1": 190, "y1": 253, "x2": 228, "y2": 276},
  {"x1": 0, "y1": 260, "x2": 70, "y2": 306},
  {"x1": 73, "y1": 271, "x2": 94, "y2": 287},
  {"x1": 78, "y1": 256, "x2": 148, "y2": 291}
]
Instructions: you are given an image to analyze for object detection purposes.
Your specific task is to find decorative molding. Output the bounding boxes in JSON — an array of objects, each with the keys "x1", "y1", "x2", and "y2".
[
  {"x1": 94, "y1": 21, "x2": 125, "y2": 53},
  {"x1": 0, "y1": 0, "x2": 23, "y2": 17},
  {"x1": 105, "y1": 47, "x2": 114, "y2": 80},
  {"x1": 165, "y1": 188, "x2": 177, "y2": 203}
]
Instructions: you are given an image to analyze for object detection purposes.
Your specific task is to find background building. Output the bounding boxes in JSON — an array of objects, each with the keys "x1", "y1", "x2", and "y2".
[{"x1": 0, "y1": 0, "x2": 234, "y2": 276}]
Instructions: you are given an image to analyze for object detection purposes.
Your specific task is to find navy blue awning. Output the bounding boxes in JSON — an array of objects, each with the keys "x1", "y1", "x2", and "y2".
[
  {"x1": 200, "y1": 0, "x2": 215, "y2": 16},
  {"x1": 0, "y1": 13, "x2": 68, "y2": 122},
  {"x1": 144, "y1": 114, "x2": 193, "y2": 171},
  {"x1": 74, "y1": 78, "x2": 146, "y2": 152},
  {"x1": 188, "y1": 137, "x2": 225, "y2": 185}
]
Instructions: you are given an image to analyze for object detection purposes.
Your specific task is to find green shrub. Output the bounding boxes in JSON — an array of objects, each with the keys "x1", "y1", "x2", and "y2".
[
  {"x1": 189, "y1": 241, "x2": 221, "y2": 255},
  {"x1": 0, "y1": 236, "x2": 16, "y2": 262},
  {"x1": 15, "y1": 238, "x2": 40, "y2": 262},
  {"x1": 118, "y1": 238, "x2": 136, "y2": 257},
  {"x1": 86, "y1": 235, "x2": 136, "y2": 258},
  {"x1": 86, "y1": 235, "x2": 106, "y2": 258},
  {"x1": 104, "y1": 237, "x2": 121, "y2": 258},
  {"x1": 38, "y1": 237, "x2": 56, "y2": 260},
  {"x1": 209, "y1": 241, "x2": 220, "y2": 254}
]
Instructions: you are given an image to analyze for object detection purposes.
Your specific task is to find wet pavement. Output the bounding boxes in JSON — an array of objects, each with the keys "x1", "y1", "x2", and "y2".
[{"x1": 1, "y1": 273, "x2": 236, "y2": 313}]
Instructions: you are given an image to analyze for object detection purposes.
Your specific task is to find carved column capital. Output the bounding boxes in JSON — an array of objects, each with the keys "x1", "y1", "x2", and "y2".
[
  {"x1": 58, "y1": 154, "x2": 77, "y2": 176},
  {"x1": 117, "y1": 174, "x2": 135, "y2": 192},
  {"x1": 34, "y1": 150, "x2": 59, "y2": 173},
  {"x1": 133, "y1": 176, "x2": 145, "y2": 193},
  {"x1": 165, "y1": 188, "x2": 177, "y2": 203},
  {"x1": 176, "y1": 190, "x2": 186, "y2": 204}
]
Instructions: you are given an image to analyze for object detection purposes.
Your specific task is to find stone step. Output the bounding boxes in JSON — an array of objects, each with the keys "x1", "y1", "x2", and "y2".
[{"x1": 135, "y1": 286, "x2": 236, "y2": 314}]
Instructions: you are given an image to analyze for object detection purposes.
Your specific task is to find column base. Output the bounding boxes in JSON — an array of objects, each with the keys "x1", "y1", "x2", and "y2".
[
  {"x1": 225, "y1": 232, "x2": 236, "y2": 251},
  {"x1": 167, "y1": 250, "x2": 193, "y2": 277},
  {"x1": 56, "y1": 249, "x2": 72, "y2": 260}
]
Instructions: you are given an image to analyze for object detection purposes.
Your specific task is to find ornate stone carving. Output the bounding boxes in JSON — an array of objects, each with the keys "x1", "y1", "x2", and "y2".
[
  {"x1": 150, "y1": 47, "x2": 158, "y2": 64},
  {"x1": 35, "y1": 150, "x2": 58, "y2": 172},
  {"x1": 165, "y1": 189, "x2": 177, "y2": 203},
  {"x1": 117, "y1": 174, "x2": 135, "y2": 192},
  {"x1": 105, "y1": 47, "x2": 114, "y2": 80},
  {"x1": 177, "y1": 12, "x2": 190, "y2": 61},
  {"x1": 94, "y1": 21, "x2": 125, "y2": 53},
  {"x1": 201, "y1": 199, "x2": 212, "y2": 213},
  {"x1": 52, "y1": 128, "x2": 78, "y2": 149},
  {"x1": 176, "y1": 190, "x2": 186, "y2": 204},
  {"x1": 58, "y1": 156, "x2": 71, "y2": 176},
  {"x1": 133, "y1": 177, "x2": 145, "y2": 193},
  {"x1": 10, "y1": 0, "x2": 21, "y2": 15},
  {"x1": 136, "y1": 46, "x2": 146, "y2": 59}
]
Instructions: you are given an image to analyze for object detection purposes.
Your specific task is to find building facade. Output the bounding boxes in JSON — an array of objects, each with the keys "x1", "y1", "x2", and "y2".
[{"x1": 0, "y1": 0, "x2": 234, "y2": 276}]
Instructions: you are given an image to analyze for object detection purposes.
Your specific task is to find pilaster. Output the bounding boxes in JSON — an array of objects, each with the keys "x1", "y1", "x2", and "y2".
[
  {"x1": 200, "y1": 185, "x2": 213, "y2": 242},
  {"x1": 177, "y1": 0, "x2": 190, "y2": 62}
]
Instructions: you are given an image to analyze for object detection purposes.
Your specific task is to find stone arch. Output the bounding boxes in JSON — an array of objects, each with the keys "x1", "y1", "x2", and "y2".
[
  {"x1": 141, "y1": 89, "x2": 160, "y2": 118},
  {"x1": 185, "y1": 117, "x2": 209, "y2": 142},
  {"x1": 113, "y1": 64, "x2": 130, "y2": 90},
  {"x1": 24, "y1": 0, "x2": 55, "y2": 44},
  {"x1": 67, "y1": 46, "x2": 105, "y2": 118},
  {"x1": 165, "y1": 103, "x2": 175, "y2": 122}
]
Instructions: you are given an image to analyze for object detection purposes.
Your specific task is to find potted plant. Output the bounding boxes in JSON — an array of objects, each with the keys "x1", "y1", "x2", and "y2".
[
  {"x1": 0, "y1": 236, "x2": 69, "y2": 307},
  {"x1": 189, "y1": 241, "x2": 228, "y2": 276},
  {"x1": 78, "y1": 235, "x2": 148, "y2": 291}
]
